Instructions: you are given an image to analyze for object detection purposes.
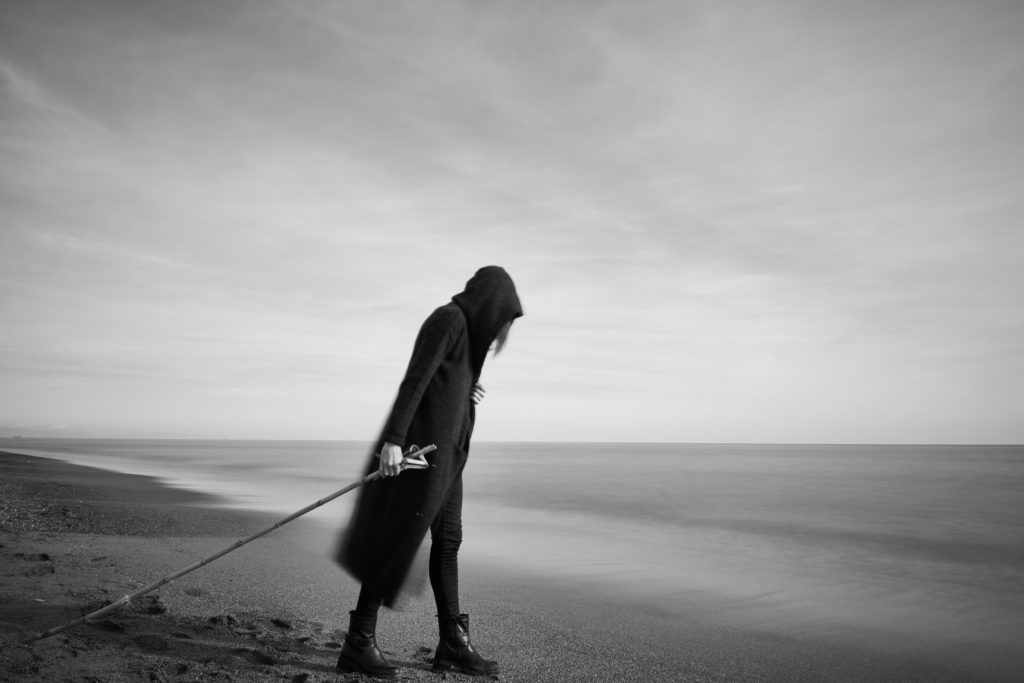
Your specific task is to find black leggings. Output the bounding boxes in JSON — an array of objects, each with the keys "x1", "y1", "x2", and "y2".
[{"x1": 355, "y1": 475, "x2": 464, "y2": 619}]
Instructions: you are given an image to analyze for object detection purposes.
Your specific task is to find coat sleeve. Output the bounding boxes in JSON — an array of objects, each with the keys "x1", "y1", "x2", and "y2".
[{"x1": 381, "y1": 308, "x2": 458, "y2": 447}]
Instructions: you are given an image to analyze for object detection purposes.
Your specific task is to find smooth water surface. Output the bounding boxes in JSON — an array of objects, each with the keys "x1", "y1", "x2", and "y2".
[{"x1": 3, "y1": 438, "x2": 1022, "y2": 658}]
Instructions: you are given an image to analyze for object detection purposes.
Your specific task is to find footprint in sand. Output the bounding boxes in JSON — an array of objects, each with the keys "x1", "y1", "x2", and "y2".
[
  {"x1": 15, "y1": 552, "x2": 54, "y2": 576},
  {"x1": 134, "y1": 635, "x2": 169, "y2": 651},
  {"x1": 16, "y1": 552, "x2": 51, "y2": 561},
  {"x1": 134, "y1": 595, "x2": 167, "y2": 614}
]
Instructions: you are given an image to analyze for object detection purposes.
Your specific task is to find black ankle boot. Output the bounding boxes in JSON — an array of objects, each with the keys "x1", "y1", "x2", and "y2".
[
  {"x1": 434, "y1": 613, "x2": 500, "y2": 676},
  {"x1": 336, "y1": 610, "x2": 399, "y2": 679}
]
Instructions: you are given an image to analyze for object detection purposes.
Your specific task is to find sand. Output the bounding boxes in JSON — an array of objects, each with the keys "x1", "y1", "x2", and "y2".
[{"x1": 0, "y1": 450, "x2": 1015, "y2": 682}]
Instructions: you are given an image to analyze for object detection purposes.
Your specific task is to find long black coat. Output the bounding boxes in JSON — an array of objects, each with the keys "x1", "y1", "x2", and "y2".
[{"x1": 337, "y1": 266, "x2": 522, "y2": 606}]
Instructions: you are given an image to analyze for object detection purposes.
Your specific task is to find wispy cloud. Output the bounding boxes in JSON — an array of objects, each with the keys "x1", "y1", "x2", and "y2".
[{"x1": 1, "y1": 0, "x2": 1022, "y2": 442}]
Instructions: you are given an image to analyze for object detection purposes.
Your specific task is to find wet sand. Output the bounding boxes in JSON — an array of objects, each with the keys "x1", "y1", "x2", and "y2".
[{"x1": 0, "y1": 450, "x2": 1016, "y2": 682}]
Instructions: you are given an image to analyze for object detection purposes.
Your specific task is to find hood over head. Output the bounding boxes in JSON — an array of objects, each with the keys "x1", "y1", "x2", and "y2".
[{"x1": 451, "y1": 265, "x2": 523, "y2": 380}]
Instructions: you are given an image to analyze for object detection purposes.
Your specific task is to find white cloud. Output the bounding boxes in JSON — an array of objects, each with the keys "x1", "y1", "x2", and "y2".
[{"x1": 1, "y1": 0, "x2": 1022, "y2": 442}]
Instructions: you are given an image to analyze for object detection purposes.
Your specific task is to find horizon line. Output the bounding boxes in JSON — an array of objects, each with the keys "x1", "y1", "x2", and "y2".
[{"x1": 1, "y1": 436, "x2": 1021, "y2": 448}]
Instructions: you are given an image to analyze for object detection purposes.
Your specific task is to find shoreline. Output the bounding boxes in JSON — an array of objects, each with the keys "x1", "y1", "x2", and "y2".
[{"x1": 1, "y1": 450, "x2": 1018, "y2": 682}]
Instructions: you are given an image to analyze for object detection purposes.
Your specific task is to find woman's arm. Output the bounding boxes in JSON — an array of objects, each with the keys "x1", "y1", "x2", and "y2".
[{"x1": 380, "y1": 307, "x2": 459, "y2": 449}]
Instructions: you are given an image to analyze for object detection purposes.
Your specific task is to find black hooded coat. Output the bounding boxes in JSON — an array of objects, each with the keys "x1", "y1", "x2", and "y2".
[{"x1": 336, "y1": 266, "x2": 523, "y2": 606}]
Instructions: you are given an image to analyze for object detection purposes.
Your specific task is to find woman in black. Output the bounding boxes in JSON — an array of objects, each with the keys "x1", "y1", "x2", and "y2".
[{"x1": 337, "y1": 266, "x2": 523, "y2": 679}]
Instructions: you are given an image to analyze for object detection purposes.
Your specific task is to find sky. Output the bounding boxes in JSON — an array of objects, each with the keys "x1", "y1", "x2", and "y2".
[{"x1": 1, "y1": 0, "x2": 1022, "y2": 444}]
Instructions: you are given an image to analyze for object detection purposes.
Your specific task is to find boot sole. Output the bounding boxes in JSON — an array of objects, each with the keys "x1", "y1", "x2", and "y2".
[
  {"x1": 337, "y1": 658, "x2": 399, "y2": 679},
  {"x1": 433, "y1": 659, "x2": 500, "y2": 677}
]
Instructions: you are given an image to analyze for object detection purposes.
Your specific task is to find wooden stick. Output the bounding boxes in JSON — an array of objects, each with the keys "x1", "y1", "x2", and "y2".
[{"x1": 23, "y1": 444, "x2": 436, "y2": 643}]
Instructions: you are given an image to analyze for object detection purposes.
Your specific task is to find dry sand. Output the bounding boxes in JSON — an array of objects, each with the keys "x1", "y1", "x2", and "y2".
[{"x1": 1, "y1": 450, "x2": 1013, "y2": 682}]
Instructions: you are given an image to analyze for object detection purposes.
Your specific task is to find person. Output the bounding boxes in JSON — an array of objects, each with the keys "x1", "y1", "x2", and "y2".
[{"x1": 335, "y1": 265, "x2": 523, "y2": 679}]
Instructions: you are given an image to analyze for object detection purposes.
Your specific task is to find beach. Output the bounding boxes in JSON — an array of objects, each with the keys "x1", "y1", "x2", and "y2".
[{"x1": 1, "y1": 447, "x2": 1022, "y2": 682}]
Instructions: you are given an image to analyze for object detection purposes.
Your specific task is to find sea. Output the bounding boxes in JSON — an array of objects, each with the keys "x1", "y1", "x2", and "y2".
[{"x1": 2, "y1": 438, "x2": 1023, "y2": 670}]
